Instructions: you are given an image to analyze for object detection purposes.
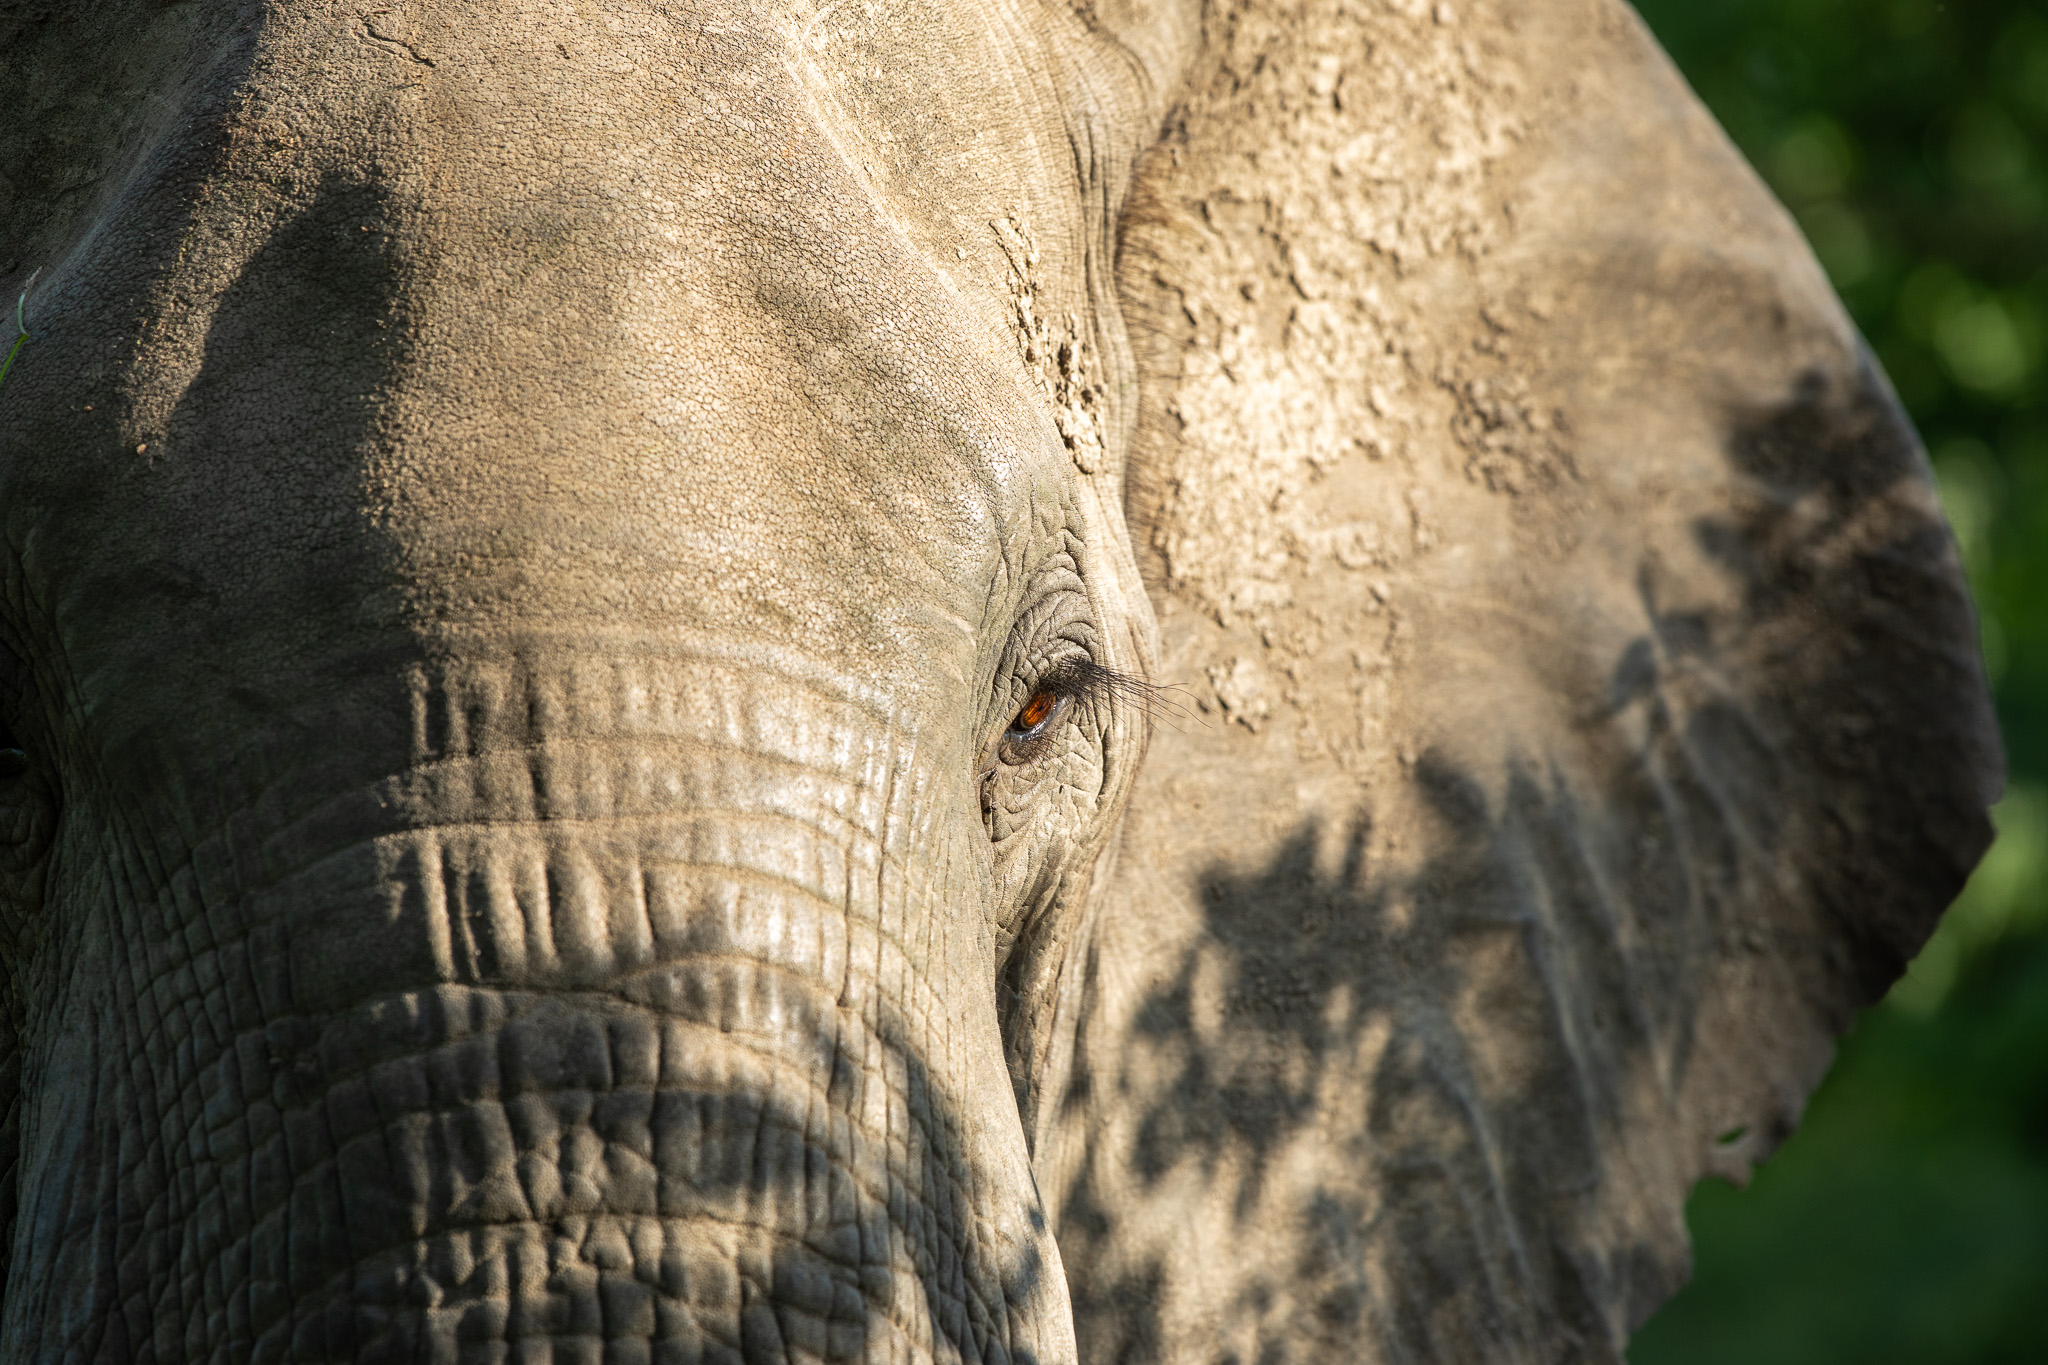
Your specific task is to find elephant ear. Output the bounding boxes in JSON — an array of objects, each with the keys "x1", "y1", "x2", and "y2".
[{"x1": 1049, "y1": 0, "x2": 2002, "y2": 1361}]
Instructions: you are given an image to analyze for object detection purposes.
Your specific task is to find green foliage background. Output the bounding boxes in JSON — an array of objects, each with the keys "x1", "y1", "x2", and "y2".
[{"x1": 1625, "y1": 1, "x2": 2048, "y2": 1361}]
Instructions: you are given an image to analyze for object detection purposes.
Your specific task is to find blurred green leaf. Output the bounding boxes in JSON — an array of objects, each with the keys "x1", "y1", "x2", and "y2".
[
  {"x1": 1775, "y1": 114, "x2": 1859, "y2": 198},
  {"x1": 1936, "y1": 293, "x2": 2036, "y2": 396},
  {"x1": 1890, "y1": 786, "x2": 2048, "y2": 1015},
  {"x1": 1798, "y1": 200, "x2": 1874, "y2": 286}
]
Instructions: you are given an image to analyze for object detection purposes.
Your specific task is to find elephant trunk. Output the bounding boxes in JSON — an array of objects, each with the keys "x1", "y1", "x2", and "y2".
[{"x1": 5, "y1": 653, "x2": 1067, "y2": 1365}]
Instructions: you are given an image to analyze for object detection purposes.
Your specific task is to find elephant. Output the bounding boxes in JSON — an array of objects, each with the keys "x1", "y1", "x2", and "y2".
[{"x1": 0, "y1": 0, "x2": 2002, "y2": 1360}]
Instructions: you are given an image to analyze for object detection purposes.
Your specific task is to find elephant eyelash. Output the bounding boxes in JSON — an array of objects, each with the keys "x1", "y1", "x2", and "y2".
[
  {"x1": 1002, "y1": 659, "x2": 1178, "y2": 752},
  {"x1": 1039, "y1": 658, "x2": 1170, "y2": 717}
]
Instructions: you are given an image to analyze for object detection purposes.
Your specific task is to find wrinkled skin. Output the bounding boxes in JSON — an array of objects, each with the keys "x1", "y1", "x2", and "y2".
[{"x1": 0, "y1": 2, "x2": 2001, "y2": 1363}]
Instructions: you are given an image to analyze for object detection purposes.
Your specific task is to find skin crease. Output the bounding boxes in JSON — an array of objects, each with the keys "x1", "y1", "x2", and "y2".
[{"x1": 0, "y1": 2, "x2": 2001, "y2": 1364}]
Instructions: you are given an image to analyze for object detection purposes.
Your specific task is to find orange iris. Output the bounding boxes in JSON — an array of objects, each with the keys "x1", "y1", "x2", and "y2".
[{"x1": 1016, "y1": 690, "x2": 1056, "y2": 731}]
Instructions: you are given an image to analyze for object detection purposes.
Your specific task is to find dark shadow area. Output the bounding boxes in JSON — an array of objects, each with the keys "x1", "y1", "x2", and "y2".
[
  {"x1": 0, "y1": 636, "x2": 53, "y2": 1294},
  {"x1": 149, "y1": 170, "x2": 417, "y2": 658},
  {"x1": 1699, "y1": 363, "x2": 2001, "y2": 981},
  {"x1": 0, "y1": 2, "x2": 273, "y2": 1313}
]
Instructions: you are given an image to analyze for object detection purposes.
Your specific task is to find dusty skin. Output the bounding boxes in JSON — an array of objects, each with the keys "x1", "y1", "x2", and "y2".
[{"x1": 0, "y1": 1, "x2": 2000, "y2": 1362}]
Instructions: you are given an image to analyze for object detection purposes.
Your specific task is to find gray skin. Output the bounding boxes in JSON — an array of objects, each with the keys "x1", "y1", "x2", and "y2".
[{"x1": 0, "y1": 1, "x2": 2000, "y2": 1362}]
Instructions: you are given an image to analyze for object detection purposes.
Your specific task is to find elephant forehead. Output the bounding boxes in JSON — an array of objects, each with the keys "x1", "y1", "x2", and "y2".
[
  {"x1": 359, "y1": 4, "x2": 1075, "y2": 648},
  {"x1": 362, "y1": 131, "x2": 1049, "y2": 657},
  {"x1": 8, "y1": 0, "x2": 1139, "y2": 759}
]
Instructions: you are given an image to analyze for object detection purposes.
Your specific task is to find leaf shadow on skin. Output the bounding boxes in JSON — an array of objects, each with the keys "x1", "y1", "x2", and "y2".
[
  {"x1": 1065, "y1": 771, "x2": 1699, "y2": 1365},
  {"x1": 1060, "y1": 366, "x2": 1998, "y2": 1365},
  {"x1": 14, "y1": 901, "x2": 1059, "y2": 1362}
]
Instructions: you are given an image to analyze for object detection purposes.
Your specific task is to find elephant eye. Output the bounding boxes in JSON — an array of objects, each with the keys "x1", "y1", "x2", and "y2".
[
  {"x1": 1008, "y1": 689, "x2": 1062, "y2": 738},
  {"x1": 994, "y1": 659, "x2": 1163, "y2": 768}
]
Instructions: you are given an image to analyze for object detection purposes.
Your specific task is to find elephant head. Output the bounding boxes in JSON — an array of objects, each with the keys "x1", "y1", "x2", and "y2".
[{"x1": 0, "y1": 1, "x2": 2000, "y2": 1362}]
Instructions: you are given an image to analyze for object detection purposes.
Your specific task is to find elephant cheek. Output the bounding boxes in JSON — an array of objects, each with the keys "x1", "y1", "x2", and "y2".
[{"x1": 5, "y1": 801, "x2": 1074, "y2": 1365}]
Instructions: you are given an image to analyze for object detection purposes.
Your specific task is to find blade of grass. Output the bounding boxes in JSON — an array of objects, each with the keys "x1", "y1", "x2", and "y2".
[{"x1": 0, "y1": 271, "x2": 37, "y2": 394}]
